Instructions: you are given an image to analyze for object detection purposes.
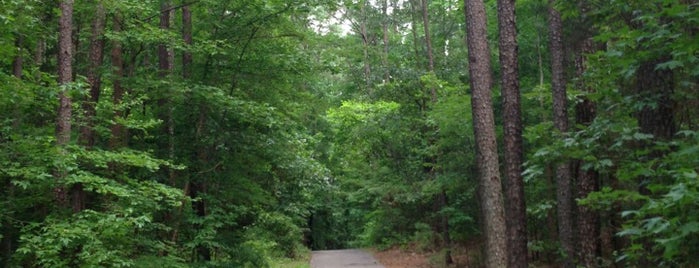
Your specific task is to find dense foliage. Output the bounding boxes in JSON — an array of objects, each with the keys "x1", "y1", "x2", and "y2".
[{"x1": 0, "y1": 0, "x2": 696, "y2": 267}]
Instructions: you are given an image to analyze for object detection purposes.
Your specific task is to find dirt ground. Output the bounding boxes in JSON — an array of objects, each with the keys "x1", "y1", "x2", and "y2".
[
  {"x1": 371, "y1": 243, "x2": 485, "y2": 268},
  {"x1": 371, "y1": 244, "x2": 563, "y2": 268},
  {"x1": 372, "y1": 247, "x2": 432, "y2": 268}
]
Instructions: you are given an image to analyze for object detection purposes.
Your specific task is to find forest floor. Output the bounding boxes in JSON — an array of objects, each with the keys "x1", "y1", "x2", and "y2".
[
  {"x1": 371, "y1": 242, "x2": 484, "y2": 268},
  {"x1": 372, "y1": 247, "x2": 431, "y2": 268}
]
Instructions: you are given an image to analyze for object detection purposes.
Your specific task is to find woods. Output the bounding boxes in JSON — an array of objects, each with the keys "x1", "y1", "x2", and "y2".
[{"x1": 1, "y1": 0, "x2": 697, "y2": 267}]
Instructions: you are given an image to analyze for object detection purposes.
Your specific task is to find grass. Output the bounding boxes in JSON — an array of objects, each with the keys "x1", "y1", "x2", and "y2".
[
  {"x1": 270, "y1": 247, "x2": 311, "y2": 268},
  {"x1": 270, "y1": 258, "x2": 310, "y2": 268}
]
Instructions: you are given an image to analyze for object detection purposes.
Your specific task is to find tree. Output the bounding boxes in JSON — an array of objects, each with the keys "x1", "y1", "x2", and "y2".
[
  {"x1": 636, "y1": 59, "x2": 676, "y2": 142},
  {"x1": 182, "y1": 1, "x2": 193, "y2": 79},
  {"x1": 570, "y1": 4, "x2": 600, "y2": 262},
  {"x1": 359, "y1": 1, "x2": 372, "y2": 91},
  {"x1": 12, "y1": 34, "x2": 22, "y2": 78},
  {"x1": 79, "y1": 0, "x2": 106, "y2": 148},
  {"x1": 418, "y1": 0, "x2": 452, "y2": 264},
  {"x1": 548, "y1": 1, "x2": 574, "y2": 266},
  {"x1": 109, "y1": 12, "x2": 125, "y2": 149},
  {"x1": 497, "y1": 0, "x2": 527, "y2": 266},
  {"x1": 574, "y1": 36, "x2": 599, "y2": 268},
  {"x1": 464, "y1": 0, "x2": 508, "y2": 266},
  {"x1": 420, "y1": 0, "x2": 435, "y2": 75},
  {"x1": 380, "y1": 0, "x2": 390, "y2": 83},
  {"x1": 55, "y1": 0, "x2": 74, "y2": 209}
]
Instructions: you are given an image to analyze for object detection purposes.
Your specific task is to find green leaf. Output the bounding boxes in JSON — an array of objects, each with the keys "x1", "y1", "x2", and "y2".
[
  {"x1": 655, "y1": 60, "x2": 684, "y2": 70},
  {"x1": 618, "y1": 227, "x2": 642, "y2": 237},
  {"x1": 621, "y1": 210, "x2": 639, "y2": 218}
]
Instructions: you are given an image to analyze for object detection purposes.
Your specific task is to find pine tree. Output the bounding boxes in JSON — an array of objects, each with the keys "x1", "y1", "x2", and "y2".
[{"x1": 464, "y1": 0, "x2": 508, "y2": 266}]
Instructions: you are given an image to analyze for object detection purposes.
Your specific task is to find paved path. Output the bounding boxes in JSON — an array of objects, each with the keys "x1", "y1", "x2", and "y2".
[{"x1": 310, "y1": 249, "x2": 385, "y2": 268}]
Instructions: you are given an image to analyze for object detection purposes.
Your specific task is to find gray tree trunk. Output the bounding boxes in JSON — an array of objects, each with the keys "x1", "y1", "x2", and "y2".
[
  {"x1": 381, "y1": 0, "x2": 390, "y2": 83},
  {"x1": 182, "y1": 3, "x2": 193, "y2": 79},
  {"x1": 109, "y1": 14, "x2": 126, "y2": 150},
  {"x1": 55, "y1": 0, "x2": 74, "y2": 208},
  {"x1": 548, "y1": 2, "x2": 574, "y2": 266},
  {"x1": 497, "y1": 0, "x2": 527, "y2": 266},
  {"x1": 12, "y1": 35, "x2": 23, "y2": 79},
  {"x1": 464, "y1": 0, "x2": 508, "y2": 266},
  {"x1": 574, "y1": 36, "x2": 600, "y2": 268},
  {"x1": 80, "y1": 1, "x2": 106, "y2": 148}
]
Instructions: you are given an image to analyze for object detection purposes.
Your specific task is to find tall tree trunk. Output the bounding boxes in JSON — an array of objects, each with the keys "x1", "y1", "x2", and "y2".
[
  {"x1": 34, "y1": 38, "x2": 46, "y2": 80},
  {"x1": 182, "y1": 2, "x2": 193, "y2": 79},
  {"x1": 420, "y1": 0, "x2": 450, "y2": 263},
  {"x1": 636, "y1": 58, "x2": 676, "y2": 142},
  {"x1": 12, "y1": 34, "x2": 23, "y2": 78},
  {"x1": 159, "y1": 0, "x2": 173, "y2": 75},
  {"x1": 437, "y1": 189, "x2": 452, "y2": 264},
  {"x1": 574, "y1": 36, "x2": 600, "y2": 268},
  {"x1": 464, "y1": 0, "x2": 508, "y2": 266},
  {"x1": 359, "y1": 2, "x2": 372, "y2": 92},
  {"x1": 634, "y1": 56, "x2": 675, "y2": 267},
  {"x1": 548, "y1": 2, "x2": 574, "y2": 266},
  {"x1": 171, "y1": 0, "x2": 195, "y2": 245},
  {"x1": 1, "y1": 70, "x2": 19, "y2": 263},
  {"x1": 55, "y1": 0, "x2": 74, "y2": 209},
  {"x1": 536, "y1": 33, "x2": 547, "y2": 123},
  {"x1": 192, "y1": 109, "x2": 211, "y2": 261},
  {"x1": 420, "y1": 0, "x2": 435, "y2": 75},
  {"x1": 497, "y1": 0, "x2": 527, "y2": 266},
  {"x1": 70, "y1": 1, "x2": 106, "y2": 213},
  {"x1": 109, "y1": 14, "x2": 126, "y2": 149},
  {"x1": 381, "y1": 0, "x2": 390, "y2": 83},
  {"x1": 158, "y1": 0, "x2": 175, "y2": 181},
  {"x1": 80, "y1": 1, "x2": 106, "y2": 147},
  {"x1": 410, "y1": 0, "x2": 422, "y2": 70}
]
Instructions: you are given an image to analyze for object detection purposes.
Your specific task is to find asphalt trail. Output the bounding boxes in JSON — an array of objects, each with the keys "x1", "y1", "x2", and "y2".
[{"x1": 310, "y1": 249, "x2": 385, "y2": 268}]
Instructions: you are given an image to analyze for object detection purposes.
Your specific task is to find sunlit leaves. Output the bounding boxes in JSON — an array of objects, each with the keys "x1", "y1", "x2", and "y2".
[{"x1": 327, "y1": 100, "x2": 400, "y2": 125}]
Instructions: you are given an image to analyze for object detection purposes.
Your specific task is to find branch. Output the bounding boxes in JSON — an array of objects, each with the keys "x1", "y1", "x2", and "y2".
[{"x1": 197, "y1": 161, "x2": 223, "y2": 174}]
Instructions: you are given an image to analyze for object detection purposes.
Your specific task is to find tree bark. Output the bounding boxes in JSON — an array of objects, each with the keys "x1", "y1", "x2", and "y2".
[
  {"x1": 636, "y1": 58, "x2": 676, "y2": 141},
  {"x1": 158, "y1": 0, "x2": 175, "y2": 181},
  {"x1": 80, "y1": 1, "x2": 106, "y2": 148},
  {"x1": 359, "y1": 2, "x2": 372, "y2": 92},
  {"x1": 420, "y1": 0, "x2": 437, "y2": 103},
  {"x1": 73, "y1": 2, "x2": 106, "y2": 210},
  {"x1": 381, "y1": 0, "x2": 390, "y2": 83},
  {"x1": 12, "y1": 34, "x2": 23, "y2": 79},
  {"x1": 464, "y1": 0, "x2": 508, "y2": 266},
  {"x1": 438, "y1": 189, "x2": 453, "y2": 264},
  {"x1": 548, "y1": 2, "x2": 574, "y2": 266},
  {"x1": 171, "y1": 0, "x2": 196, "y2": 246},
  {"x1": 34, "y1": 38, "x2": 46, "y2": 80},
  {"x1": 55, "y1": 0, "x2": 74, "y2": 208},
  {"x1": 497, "y1": 0, "x2": 527, "y2": 266},
  {"x1": 159, "y1": 0, "x2": 173, "y2": 75},
  {"x1": 410, "y1": 0, "x2": 423, "y2": 70},
  {"x1": 574, "y1": 36, "x2": 600, "y2": 268},
  {"x1": 182, "y1": 2, "x2": 193, "y2": 79},
  {"x1": 109, "y1": 14, "x2": 126, "y2": 149},
  {"x1": 418, "y1": 1, "x2": 449, "y2": 262},
  {"x1": 420, "y1": 0, "x2": 435, "y2": 74}
]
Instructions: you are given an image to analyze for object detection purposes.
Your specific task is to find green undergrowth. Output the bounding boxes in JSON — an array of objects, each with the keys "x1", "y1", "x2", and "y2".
[{"x1": 270, "y1": 247, "x2": 311, "y2": 268}]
